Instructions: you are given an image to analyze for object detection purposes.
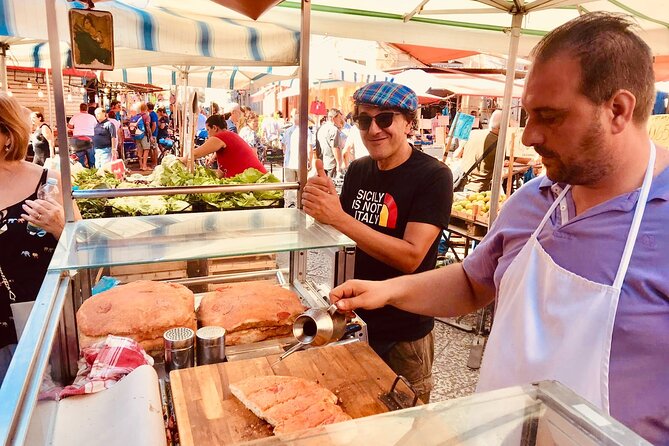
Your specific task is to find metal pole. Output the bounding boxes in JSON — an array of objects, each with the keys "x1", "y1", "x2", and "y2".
[
  {"x1": 488, "y1": 12, "x2": 523, "y2": 227},
  {"x1": 45, "y1": 0, "x2": 75, "y2": 222},
  {"x1": 297, "y1": 0, "x2": 311, "y2": 208},
  {"x1": 0, "y1": 43, "x2": 8, "y2": 93},
  {"x1": 46, "y1": 68, "x2": 53, "y2": 127}
]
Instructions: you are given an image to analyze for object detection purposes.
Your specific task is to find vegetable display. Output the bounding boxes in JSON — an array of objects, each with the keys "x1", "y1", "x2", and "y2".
[{"x1": 72, "y1": 156, "x2": 283, "y2": 218}]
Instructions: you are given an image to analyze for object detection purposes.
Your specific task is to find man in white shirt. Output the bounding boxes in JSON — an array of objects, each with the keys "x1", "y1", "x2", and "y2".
[
  {"x1": 342, "y1": 123, "x2": 369, "y2": 169},
  {"x1": 67, "y1": 102, "x2": 98, "y2": 167},
  {"x1": 261, "y1": 114, "x2": 280, "y2": 147}
]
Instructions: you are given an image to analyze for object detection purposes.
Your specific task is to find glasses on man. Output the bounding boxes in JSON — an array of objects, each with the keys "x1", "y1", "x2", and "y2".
[{"x1": 355, "y1": 112, "x2": 401, "y2": 131}]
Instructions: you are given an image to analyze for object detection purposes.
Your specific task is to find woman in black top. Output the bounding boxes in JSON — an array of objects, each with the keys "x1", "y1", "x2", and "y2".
[
  {"x1": 0, "y1": 94, "x2": 66, "y2": 384},
  {"x1": 29, "y1": 112, "x2": 54, "y2": 166}
]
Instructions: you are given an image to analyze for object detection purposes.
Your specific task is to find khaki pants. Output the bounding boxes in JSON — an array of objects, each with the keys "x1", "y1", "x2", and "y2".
[{"x1": 382, "y1": 331, "x2": 435, "y2": 403}]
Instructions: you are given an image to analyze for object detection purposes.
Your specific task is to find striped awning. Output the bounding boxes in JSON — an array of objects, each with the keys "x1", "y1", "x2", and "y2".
[
  {"x1": 0, "y1": 0, "x2": 300, "y2": 68},
  {"x1": 99, "y1": 65, "x2": 298, "y2": 90}
]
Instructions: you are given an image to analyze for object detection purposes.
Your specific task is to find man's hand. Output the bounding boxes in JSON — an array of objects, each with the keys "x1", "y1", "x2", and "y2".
[
  {"x1": 330, "y1": 279, "x2": 393, "y2": 311},
  {"x1": 301, "y1": 159, "x2": 346, "y2": 227}
]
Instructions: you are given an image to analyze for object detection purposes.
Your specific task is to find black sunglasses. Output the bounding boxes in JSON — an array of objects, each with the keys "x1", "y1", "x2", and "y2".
[{"x1": 355, "y1": 112, "x2": 401, "y2": 131}]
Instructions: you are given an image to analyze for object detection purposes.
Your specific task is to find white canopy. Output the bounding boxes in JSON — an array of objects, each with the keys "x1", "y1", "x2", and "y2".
[
  {"x1": 146, "y1": 0, "x2": 669, "y2": 59},
  {"x1": 0, "y1": 0, "x2": 300, "y2": 68},
  {"x1": 393, "y1": 69, "x2": 525, "y2": 98},
  {"x1": 99, "y1": 65, "x2": 298, "y2": 90}
]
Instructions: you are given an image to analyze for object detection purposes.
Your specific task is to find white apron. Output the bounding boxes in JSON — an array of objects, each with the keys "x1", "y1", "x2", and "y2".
[{"x1": 477, "y1": 142, "x2": 656, "y2": 412}]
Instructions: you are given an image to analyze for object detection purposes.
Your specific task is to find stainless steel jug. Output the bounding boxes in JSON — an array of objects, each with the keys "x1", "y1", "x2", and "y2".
[{"x1": 292, "y1": 304, "x2": 347, "y2": 346}]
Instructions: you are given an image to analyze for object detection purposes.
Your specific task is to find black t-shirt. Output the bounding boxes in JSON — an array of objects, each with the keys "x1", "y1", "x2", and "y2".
[
  {"x1": 157, "y1": 116, "x2": 170, "y2": 140},
  {"x1": 340, "y1": 148, "x2": 453, "y2": 342},
  {"x1": 92, "y1": 119, "x2": 115, "y2": 149}
]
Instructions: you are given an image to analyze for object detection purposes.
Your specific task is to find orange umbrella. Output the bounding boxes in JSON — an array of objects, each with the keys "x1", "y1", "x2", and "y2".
[{"x1": 210, "y1": 0, "x2": 283, "y2": 20}]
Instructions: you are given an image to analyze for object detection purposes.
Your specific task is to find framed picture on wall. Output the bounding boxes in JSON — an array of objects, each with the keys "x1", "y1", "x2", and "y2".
[{"x1": 68, "y1": 9, "x2": 114, "y2": 71}]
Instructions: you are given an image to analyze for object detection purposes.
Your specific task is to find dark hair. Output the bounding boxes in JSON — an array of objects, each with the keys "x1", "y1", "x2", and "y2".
[
  {"x1": 206, "y1": 114, "x2": 227, "y2": 130},
  {"x1": 79, "y1": 103, "x2": 88, "y2": 112},
  {"x1": 33, "y1": 112, "x2": 45, "y2": 123},
  {"x1": 147, "y1": 102, "x2": 155, "y2": 111},
  {"x1": 107, "y1": 111, "x2": 116, "y2": 119},
  {"x1": 531, "y1": 12, "x2": 654, "y2": 124}
]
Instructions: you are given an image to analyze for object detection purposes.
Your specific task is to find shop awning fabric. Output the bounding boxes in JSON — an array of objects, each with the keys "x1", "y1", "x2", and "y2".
[
  {"x1": 257, "y1": 1, "x2": 669, "y2": 61},
  {"x1": 0, "y1": 0, "x2": 300, "y2": 68},
  {"x1": 99, "y1": 65, "x2": 298, "y2": 91},
  {"x1": 392, "y1": 69, "x2": 525, "y2": 98}
]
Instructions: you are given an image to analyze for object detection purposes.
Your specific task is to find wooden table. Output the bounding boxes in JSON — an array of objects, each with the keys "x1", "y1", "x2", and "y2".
[{"x1": 169, "y1": 342, "x2": 399, "y2": 446}]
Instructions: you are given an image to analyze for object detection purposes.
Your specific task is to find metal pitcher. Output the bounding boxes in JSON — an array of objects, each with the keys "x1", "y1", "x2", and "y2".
[{"x1": 293, "y1": 304, "x2": 347, "y2": 346}]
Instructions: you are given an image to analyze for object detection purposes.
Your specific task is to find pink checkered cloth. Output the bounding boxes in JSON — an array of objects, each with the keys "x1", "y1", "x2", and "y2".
[{"x1": 58, "y1": 335, "x2": 154, "y2": 399}]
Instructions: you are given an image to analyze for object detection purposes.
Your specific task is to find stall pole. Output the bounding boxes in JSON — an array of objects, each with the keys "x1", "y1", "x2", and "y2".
[
  {"x1": 488, "y1": 12, "x2": 523, "y2": 227},
  {"x1": 46, "y1": 0, "x2": 75, "y2": 222},
  {"x1": 0, "y1": 43, "x2": 8, "y2": 93},
  {"x1": 506, "y1": 130, "x2": 517, "y2": 197},
  {"x1": 178, "y1": 68, "x2": 189, "y2": 152},
  {"x1": 187, "y1": 90, "x2": 198, "y2": 174},
  {"x1": 443, "y1": 111, "x2": 460, "y2": 160},
  {"x1": 46, "y1": 68, "x2": 54, "y2": 128},
  {"x1": 297, "y1": 0, "x2": 311, "y2": 207}
]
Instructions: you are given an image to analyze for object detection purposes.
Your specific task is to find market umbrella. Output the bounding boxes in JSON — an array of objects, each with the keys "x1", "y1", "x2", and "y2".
[
  {"x1": 0, "y1": 0, "x2": 300, "y2": 69},
  {"x1": 99, "y1": 65, "x2": 298, "y2": 90},
  {"x1": 392, "y1": 68, "x2": 525, "y2": 98},
  {"x1": 149, "y1": 0, "x2": 669, "y2": 224}
]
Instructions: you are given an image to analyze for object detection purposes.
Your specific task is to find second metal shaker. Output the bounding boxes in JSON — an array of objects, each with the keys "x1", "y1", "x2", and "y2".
[{"x1": 196, "y1": 326, "x2": 226, "y2": 365}]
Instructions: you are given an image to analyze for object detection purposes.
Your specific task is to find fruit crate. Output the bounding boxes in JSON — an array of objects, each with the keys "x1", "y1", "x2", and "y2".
[{"x1": 449, "y1": 210, "x2": 489, "y2": 238}]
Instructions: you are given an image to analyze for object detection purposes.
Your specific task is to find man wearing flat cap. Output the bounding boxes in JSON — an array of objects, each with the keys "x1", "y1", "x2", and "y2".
[{"x1": 302, "y1": 81, "x2": 453, "y2": 402}]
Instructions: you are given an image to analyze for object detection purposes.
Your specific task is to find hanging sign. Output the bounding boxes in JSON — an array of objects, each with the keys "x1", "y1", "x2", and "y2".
[
  {"x1": 69, "y1": 9, "x2": 115, "y2": 71},
  {"x1": 452, "y1": 112, "x2": 475, "y2": 140}
]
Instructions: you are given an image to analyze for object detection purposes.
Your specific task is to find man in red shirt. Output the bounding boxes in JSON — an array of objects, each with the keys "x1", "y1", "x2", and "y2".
[{"x1": 187, "y1": 115, "x2": 266, "y2": 178}]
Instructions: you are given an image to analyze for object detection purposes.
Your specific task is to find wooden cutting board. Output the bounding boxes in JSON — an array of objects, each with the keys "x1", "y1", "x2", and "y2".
[{"x1": 169, "y1": 342, "x2": 399, "y2": 446}]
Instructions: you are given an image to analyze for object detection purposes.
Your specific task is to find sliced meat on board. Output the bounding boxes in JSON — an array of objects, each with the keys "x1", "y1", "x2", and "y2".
[{"x1": 229, "y1": 375, "x2": 352, "y2": 434}]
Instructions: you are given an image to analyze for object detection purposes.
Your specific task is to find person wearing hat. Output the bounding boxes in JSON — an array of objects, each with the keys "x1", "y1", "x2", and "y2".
[
  {"x1": 327, "y1": 14, "x2": 669, "y2": 444},
  {"x1": 302, "y1": 81, "x2": 453, "y2": 403}
]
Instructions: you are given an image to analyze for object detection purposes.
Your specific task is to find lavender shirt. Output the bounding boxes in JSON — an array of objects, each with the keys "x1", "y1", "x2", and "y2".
[{"x1": 463, "y1": 169, "x2": 669, "y2": 444}]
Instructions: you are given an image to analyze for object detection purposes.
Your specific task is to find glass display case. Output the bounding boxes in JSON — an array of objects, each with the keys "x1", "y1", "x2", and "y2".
[
  {"x1": 245, "y1": 381, "x2": 651, "y2": 446},
  {"x1": 0, "y1": 208, "x2": 356, "y2": 445}
]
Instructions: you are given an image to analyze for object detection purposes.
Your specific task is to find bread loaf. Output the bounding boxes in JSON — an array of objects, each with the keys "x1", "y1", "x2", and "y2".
[
  {"x1": 77, "y1": 280, "x2": 196, "y2": 355},
  {"x1": 198, "y1": 282, "x2": 305, "y2": 345}
]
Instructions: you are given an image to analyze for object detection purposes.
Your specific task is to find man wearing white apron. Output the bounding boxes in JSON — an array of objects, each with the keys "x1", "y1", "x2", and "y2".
[{"x1": 329, "y1": 13, "x2": 669, "y2": 445}]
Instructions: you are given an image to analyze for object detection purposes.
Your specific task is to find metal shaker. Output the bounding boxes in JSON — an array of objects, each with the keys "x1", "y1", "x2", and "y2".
[
  {"x1": 164, "y1": 327, "x2": 195, "y2": 374},
  {"x1": 196, "y1": 326, "x2": 226, "y2": 365}
]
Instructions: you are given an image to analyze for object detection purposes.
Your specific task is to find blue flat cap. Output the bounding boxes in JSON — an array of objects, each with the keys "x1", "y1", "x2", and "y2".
[{"x1": 353, "y1": 81, "x2": 418, "y2": 112}]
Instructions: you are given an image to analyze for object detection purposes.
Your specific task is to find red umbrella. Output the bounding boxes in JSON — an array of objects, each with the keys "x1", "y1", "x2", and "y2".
[{"x1": 209, "y1": 0, "x2": 283, "y2": 20}]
